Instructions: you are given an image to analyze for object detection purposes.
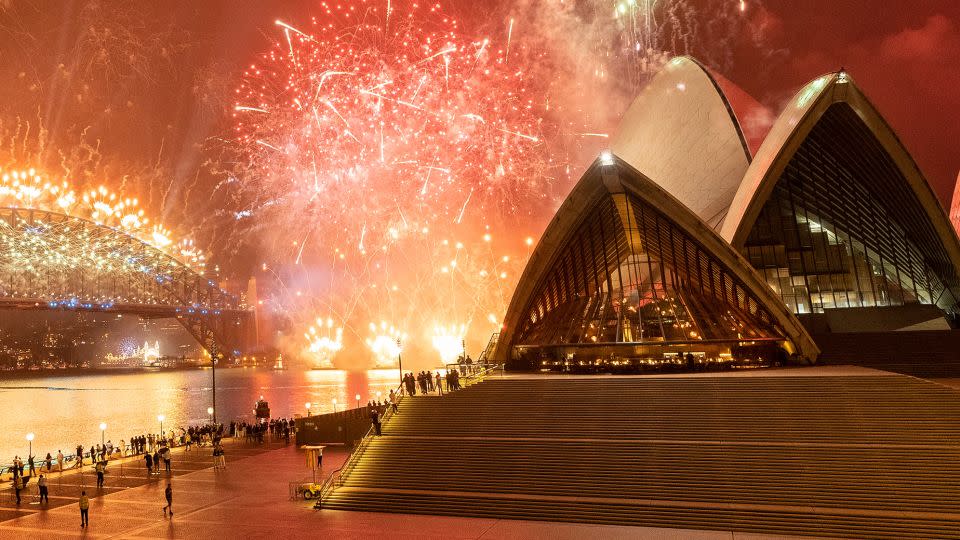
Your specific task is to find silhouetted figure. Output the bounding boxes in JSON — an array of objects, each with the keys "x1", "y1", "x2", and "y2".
[
  {"x1": 95, "y1": 460, "x2": 105, "y2": 488},
  {"x1": 370, "y1": 407, "x2": 382, "y2": 436},
  {"x1": 13, "y1": 475, "x2": 22, "y2": 505},
  {"x1": 163, "y1": 483, "x2": 173, "y2": 517},
  {"x1": 38, "y1": 474, "x2": 48, "y2": 503},
  {"x1": 79, "y1": 490, "x2": 89, "y2": 527}
]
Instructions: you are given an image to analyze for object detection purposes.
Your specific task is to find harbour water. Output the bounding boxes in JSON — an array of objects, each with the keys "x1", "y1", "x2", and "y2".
[{"x1": 0, "y1": 368, "x2": 402, "y2": 463}]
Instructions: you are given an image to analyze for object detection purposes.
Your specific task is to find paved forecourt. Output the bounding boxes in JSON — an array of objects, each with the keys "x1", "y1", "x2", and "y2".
[{"x1": 0, "y1": 438, "x2": 816, "y2": 539}]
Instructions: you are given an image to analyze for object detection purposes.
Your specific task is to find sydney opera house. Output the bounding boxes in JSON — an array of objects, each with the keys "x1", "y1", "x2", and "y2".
[
  {"x1": 321, "y1": 58, "x2": 960, "y2": 539},
  {"x1": 492, "y1": 56, "x2": 960, "y2": 373}
]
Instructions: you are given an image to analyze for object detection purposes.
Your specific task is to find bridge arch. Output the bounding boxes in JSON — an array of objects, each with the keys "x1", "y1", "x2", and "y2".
[{"x1": 0, "y1": 207, "x2": 251, "y2": 359}]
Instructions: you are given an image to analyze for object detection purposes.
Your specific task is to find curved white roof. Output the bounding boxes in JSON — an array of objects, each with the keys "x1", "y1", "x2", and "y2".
[
  {"x1": 719, "y1": 73, "x2": 838, "y2": 245},
  {"x1": 611, "y1": 56, "x2": 751, "y2": 229},
  {"x1": 719, "y1": 71, "x2": 960, "y2": 313}
]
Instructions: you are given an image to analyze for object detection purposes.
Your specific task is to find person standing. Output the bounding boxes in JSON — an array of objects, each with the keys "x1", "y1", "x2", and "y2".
[
  {"x1": 44, "y1": 453, "x2": 52, "y2": 472},
  {"x1": 38, "y1": 474, "x2": 48, "y2": 504},
  {"x1": 79, "y1": 491, "x2": 90, "y2": 528},
  {"x1": 75, "y1": 445, "x2": 84, "y2": 468},
  {"x1": 27, "y1": 454, "x2": 36, "y2": 476},
  {"x1": 95, "y1": 460, "x2": 105, "y2": 488},
  {"x1": 57, "y1": 450, "x2": 64, "y2": 472},
  {"x1": 162, "y1": 446, "x2": 171, "y2": 474},
  {"x1": 370, "y1": 407, "x2": 382, "y2": 436},
  {"x1": 145, "y1": 451, "x2": 153, "y2": 476},
  {"x1": 13, "y1": 474, "x2": 22, "y2": 505},
  {"x1": 162, "y1": 483, "x2": 173, "y2": 517},
  {"x1": 389, "y1": 389, "x2": 399, "y2": 413},
  {"x1": 435, "y1": 372, "x2": 443, "y2": 396}
]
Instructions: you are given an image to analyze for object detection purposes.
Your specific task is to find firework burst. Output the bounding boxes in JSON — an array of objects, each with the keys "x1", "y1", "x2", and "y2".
[{"x1": 235, "y1": 1, "x2": 555, "y2": 366}]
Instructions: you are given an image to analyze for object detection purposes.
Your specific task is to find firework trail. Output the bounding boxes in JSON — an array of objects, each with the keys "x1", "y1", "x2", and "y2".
[{"x1": 234, "y1": 1, "x2": 557, "y2": 367}]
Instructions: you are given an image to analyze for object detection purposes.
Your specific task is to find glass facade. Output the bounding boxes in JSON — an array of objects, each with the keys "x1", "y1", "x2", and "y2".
[
  {"x1": 513, "y1": 175, "x2": 788, "y2": 365},
  {"x1": 743, "y1": 103, "x2": 960, "y2": 315}
]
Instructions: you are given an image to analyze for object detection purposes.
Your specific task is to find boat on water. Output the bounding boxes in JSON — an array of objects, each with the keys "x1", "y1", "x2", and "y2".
[
  {"x1": 272, "y1": 355, "x2": 288, "y2": 370},
  {"x1": 254, "y1": 396, "x2": 271, "y2": 422}
]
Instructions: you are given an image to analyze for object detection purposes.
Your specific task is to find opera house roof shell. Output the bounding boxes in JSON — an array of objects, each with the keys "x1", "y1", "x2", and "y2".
[{"x1": 493, "y1": 56, "x2": 960, "y2": 369}]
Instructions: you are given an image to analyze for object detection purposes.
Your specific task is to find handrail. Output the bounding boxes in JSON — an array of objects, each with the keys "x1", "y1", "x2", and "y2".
[
  {"x1": 443, "y1": 362, "x2": 503, "y2": 387},
  {"x1": 315, "y1": 383, "x2": 404, "y2": 508},
  {"x1": 0, "y1": 426, "x2": 228, "y2": 482},
  {"x1": 314, "y1": 367, "x2": 502, "y2": 508},
  {"x1": 476, "y1": 332, "x2": 499, "y2": 364},
  {"x1": 461, "y1": 362, "x2": 503, "y2": 387}
]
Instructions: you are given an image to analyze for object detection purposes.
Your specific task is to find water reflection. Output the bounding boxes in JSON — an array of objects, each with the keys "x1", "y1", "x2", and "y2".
[{"x1": 0, "y1": 368, "x2": 399, "y2": 463}]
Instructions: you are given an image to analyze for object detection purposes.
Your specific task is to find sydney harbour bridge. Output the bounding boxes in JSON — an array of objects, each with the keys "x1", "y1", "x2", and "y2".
[{"x1": 0, "y1": 207, "x2": 252, "y2": 359}]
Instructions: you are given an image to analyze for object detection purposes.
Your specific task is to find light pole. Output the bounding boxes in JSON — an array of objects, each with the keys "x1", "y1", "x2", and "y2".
[
  {"x1": 26, "y1": 432, "x2": 34, "y2": 460},
  {"x1": 158, "y1": 414, "x2": 165, "y2": 437},
  {"x1": 355, "y1": 394, "x2": 361, "y2": 408},
  {"x1": 397, "y1": 337, "x2": 403, "y2": 385},
  {"x1": 99, "y1": 422, "x2": 107, "y2": 446},
  {"x1": 332, "y1": 398, "x2": 338, "y2": 413},
  {"x1": 210, "y1": 345, "x2": 218, "y2": 424},
  {"x1": 207, "y1": 407, "x2": 214, "y2": 424},
  {"x1": 305, "y1": 402, "x2": 312, "y2": 416}
]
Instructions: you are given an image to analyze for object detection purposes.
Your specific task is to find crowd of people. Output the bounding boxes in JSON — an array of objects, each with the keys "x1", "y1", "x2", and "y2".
[
  {"x1": 232, "y1": 417, "x2": 295, "y2": 444},
  {"x1": 4, "y1": 415, "x2": 303, "y2": 528},
  {"x1": 402, "y1": 369, "x2": 463, "y2": 396}
]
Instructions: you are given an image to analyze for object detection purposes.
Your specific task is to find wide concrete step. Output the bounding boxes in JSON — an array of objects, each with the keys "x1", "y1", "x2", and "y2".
[
  {"x1": 324, "y1": 487, "x2": 960, "y2": 539},
  {"x1": 325, "y1": 373, "x2": 960, "y2": 538}
]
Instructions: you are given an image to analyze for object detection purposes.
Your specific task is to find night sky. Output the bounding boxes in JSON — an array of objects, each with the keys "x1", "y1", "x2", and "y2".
[
  {"x1": 724, "y1": 0, "x2": 960, "y2": 206},
  {"x1": 0, "y1": 0, "x2": 957, "y2": 265}
]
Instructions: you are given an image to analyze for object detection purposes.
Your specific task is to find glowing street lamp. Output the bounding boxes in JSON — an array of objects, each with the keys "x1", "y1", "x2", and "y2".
[
  {"x1": 305, "y1": 402, "x2": 312, "y2": 416},
  {"x1": 355, "y1": 394, "x2": 361, "y2": 408},
  {"x1": 397, "y1": 337, "x2": 403, "y2": 385},
  {"x1": 99, "y1": 422, "x2": 107, "y2": 446},
  {"x1": 158, "y1": 414, "x2": 165, "y2": 436},
  {"x1": 25, "y1": 432, "x2": 34, "y2": 459},
  {"x1": 207, "y1": 407, "x2": 214, "y2": 423}
]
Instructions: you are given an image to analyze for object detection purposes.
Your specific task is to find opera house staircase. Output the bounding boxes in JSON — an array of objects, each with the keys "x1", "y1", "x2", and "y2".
[
  {"x1": 322, "y1": 369, "x2": 960, "y2": 538},
  {"x1": 815, "y1": 330, "x2": 960, "y2": 378}
]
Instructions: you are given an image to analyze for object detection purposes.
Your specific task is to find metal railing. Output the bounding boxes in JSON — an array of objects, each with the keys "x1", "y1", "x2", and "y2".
[
  {"x1": 476, "y1": 332, "x2": 499, "y2": 364},
  {"x1": 462, "y1": 362, "x2": 503, "y2": 386},
  {"x1": 313, "y1": 365, "x2": 502, "y2": 508},
  {"x1": 0, "y1": 429, "x2": 229, "y2": 483},
  {"x1": 444, "y1": 362, "x2": 503, "y2": 387},
  {"x1": 314, "y1": 383, "x2": 403, "y2": 508}
]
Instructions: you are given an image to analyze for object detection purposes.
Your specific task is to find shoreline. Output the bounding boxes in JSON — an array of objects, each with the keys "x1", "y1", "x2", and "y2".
[
  {"x1": 0, "y1": 365, "x2": 399, "y2": 381},
  {"x1": 0, "y1": 365, "x2": 209, "y2": 381}
]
